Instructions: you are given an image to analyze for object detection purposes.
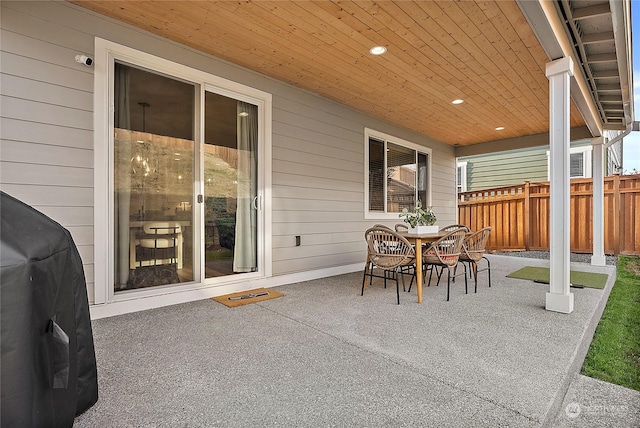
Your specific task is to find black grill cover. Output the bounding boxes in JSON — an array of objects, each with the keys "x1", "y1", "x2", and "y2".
[{"x1": 1, "y1": 191, "x2": 98, "y2": 427}]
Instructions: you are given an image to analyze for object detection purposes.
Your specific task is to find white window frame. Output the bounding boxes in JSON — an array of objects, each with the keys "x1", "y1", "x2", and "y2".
[
  {"x1": 457, "y1": 161, "x2": 468, "y2": 193},
  {"x1": 546, "y1": 146, "x2": 592, "y2": 180},
  {"x1": 93, "y1": 38, "x2": 272, "y2": 305},
  {"x1": 364, "y1": 128, "x2": 432, "y2": 220}
]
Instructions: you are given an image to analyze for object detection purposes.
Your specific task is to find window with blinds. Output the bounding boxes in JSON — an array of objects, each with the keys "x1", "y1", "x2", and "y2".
[
  {"x1": 456, "y1": 162, "x2": 467, "y2": 193},
  {"x1": 570, "y1": 152, "x2": 585, "y2": 177},
  {"x1": 366, "y1": 131, "x2": 431, "y2": 215},
  {"x1": 546, "y1": 146, "x2": 592, "y2": 180},
  {"x1": 368, "y1": 138, "x2": 385, "y2": 211}
]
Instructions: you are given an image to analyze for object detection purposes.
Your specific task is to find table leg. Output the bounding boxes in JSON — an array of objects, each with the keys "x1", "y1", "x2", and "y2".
[{"x1": 416, "y1": 238, "x2": 423, "y2": 303}]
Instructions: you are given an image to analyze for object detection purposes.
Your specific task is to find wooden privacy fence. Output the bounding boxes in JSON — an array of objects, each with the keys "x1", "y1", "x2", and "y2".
[{"x1": 458, "y1": 174, "x2": 640, "y2": 255}]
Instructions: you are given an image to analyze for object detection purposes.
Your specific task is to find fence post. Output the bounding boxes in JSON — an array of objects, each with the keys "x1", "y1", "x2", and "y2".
[
  {"x1": 524, "y1": 180, "x2": 530, "y2": 250},
  {"x1": 613, "y1": 172, "x2": 621, "y2": 255}
]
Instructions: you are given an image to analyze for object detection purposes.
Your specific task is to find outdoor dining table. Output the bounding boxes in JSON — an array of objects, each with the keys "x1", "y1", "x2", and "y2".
[{"x1": 396, "y1": 230, "x2": 452, "y2": 304}]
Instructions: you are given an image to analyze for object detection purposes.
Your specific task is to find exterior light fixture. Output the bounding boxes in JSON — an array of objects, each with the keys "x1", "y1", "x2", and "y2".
[
  {"x1": 369, "y1": 46, "x2": 387, "y2": 55},
  {"x1": 495, "y1": 126, "x2": 505, "y2": 131},
  {"x1": 238, "y1": 111, "x2": 249, "y2": 117},
  {"x1": 452, "y1": 99, "x2": 464, "y2": 105}
]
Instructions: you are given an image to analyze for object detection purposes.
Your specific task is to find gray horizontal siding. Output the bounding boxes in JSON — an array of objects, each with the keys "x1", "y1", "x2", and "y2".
[
  {"x1": 1, "y1": 0, "x2": 457, "y2": 301},
  {"x1": 1, "y1": 162, "x2": 93, "y2": 187},
  {"x1": 0, "y1": 184, "x2": 93, "y2": 207},
  {"x1": 2, "y1": 2, "x2": 115, "y2": 300},
  {"x1": 2, "y1": 74, "x2": 93, "y2": 111},
  {"x1": 2, "y1": 118, "x2": 93, "y2": 149},
  {"x1": 273, "y1": 197, "x2": 363, "y2": 212},
  {"x1": 1, "y1": 140, "x2": 93, "y2": 168},
  {"x1": 1, "y1": 51, "x2": 93, "y2": 92},
  {"x1": 1, "y1": 95, "x2": 93, "y2": 129}
]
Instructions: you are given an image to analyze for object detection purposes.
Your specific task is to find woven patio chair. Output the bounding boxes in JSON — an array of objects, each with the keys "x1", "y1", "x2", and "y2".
[
  {"x1": 365, "y1": 224, "x2": 394, "y2": 286},
  {"x1": 432, "y1": 224, "x2": 471, "y2": 281},
  {"x1": 394, "y1": 223, "x2": 409, "y2": 232},
  {"x1": 439, "y1": 224, "x2": 471, "y2": 233},
  {"x1": 394, "y1": 222, "x2": 419, "y2": 282},
  {"x1": 418, "y1": 228, "x2": 467, "y2": 301},
  {"x1": 458, "y1": 226, "x2": 492, "y2": 293},
  {"x1": 362, "y1": 226, "x2": 416, "y2": 304},
  {"x1": 373, "y1": 224, "x2": 393, "y2": 230}
]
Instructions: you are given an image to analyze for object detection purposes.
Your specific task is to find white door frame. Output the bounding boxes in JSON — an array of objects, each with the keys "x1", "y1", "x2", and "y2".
[{"x1": 93, "y1": 38, "x2": 272, "y2": 314}]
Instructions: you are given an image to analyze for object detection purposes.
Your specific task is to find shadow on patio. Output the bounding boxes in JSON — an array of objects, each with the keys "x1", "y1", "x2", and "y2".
[{"x1": 75, "y1": 255, "x2": 617, "y2": 427}]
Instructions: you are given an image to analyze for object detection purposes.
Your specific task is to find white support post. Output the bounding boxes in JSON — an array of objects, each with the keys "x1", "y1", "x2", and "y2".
[
  {"x1": 591, "y1": 137, "x2": 606, "y2": 266},
  {"x1": 545, "y1": 57, "x2": 574, "y2": 314}
]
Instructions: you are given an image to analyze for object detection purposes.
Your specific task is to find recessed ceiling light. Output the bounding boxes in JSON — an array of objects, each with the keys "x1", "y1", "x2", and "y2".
[
  {"x1": 369, "y1": 46, "x2": 387, "y2": 55},
  {"x1": 495, "y1": 126, "x2": 505, "y2": 131},
  {"x1": 452, "y1": 99, "x2": 464, "y2": 105}
]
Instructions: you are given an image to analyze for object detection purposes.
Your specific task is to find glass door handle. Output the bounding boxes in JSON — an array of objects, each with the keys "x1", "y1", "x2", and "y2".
[{"x1": 251, "y1": 195, "x2": 261, "y2": 210}]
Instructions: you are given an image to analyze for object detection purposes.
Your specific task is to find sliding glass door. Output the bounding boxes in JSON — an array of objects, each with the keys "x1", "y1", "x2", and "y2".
[
  {"x1": 111, "y1": 61, "x2": 262, "y2": 293},
  {"x1": 203, "y1": 91, "x2": 258, "y2": 279},
  {"x1": 113, "y1": 62, "x2": 196, "y2": 291}
]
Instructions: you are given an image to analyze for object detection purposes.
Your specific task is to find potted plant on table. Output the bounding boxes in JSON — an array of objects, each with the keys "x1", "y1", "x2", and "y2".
[{"x1": 399, "y1": 201, "x2": 438, "y2": 234}]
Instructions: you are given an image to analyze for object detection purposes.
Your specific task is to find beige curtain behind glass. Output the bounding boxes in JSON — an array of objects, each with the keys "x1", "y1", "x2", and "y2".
[
  {"x1": 233, "y1": 102, "x2": 258, "y2": 273},
  {"x1": 114, "y1": 64, "x2": 131, "y2": 287}
]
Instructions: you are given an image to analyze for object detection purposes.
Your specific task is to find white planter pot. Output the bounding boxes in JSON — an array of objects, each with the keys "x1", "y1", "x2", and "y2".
[{"x1": 408, "y1": 225, "x2": 439, "y2": 234}]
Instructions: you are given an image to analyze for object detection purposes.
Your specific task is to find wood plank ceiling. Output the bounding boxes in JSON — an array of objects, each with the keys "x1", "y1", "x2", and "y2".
[{"x1": 71, "y1": 0, "x2": 589, "y2": 147}]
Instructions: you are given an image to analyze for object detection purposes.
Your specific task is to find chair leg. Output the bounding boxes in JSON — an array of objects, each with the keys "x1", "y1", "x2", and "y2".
[
  {"x1": 396, "y1": 268, "x2": 402, "y2": 305},
  {"x1": 485, "y1": 257, "x2": 491, "y2": 287},
  {"x1": 471, "y1": 257, "x2": 491, "y2": 290},
  {"x1": 369, "y1": 262, "x2": 374, "y2": 286},
  {"x1": 361, "y1": 263, "x2": 369, "y2": 296},
  {"x1": 399, "y1": 266, "x2": 409, "y2": 292},
  {"x1": 470, "y1": 261, "x2": 477, "y2": 293},
  {"x1": 435, "y1": 266, "x2": 444, "y2": 286},
  {"x1": 407, "y1": 267, "x2": 415, "y2": 292},
  {"x1": 464, "y1": 264, "x2": 468, "y2": 294},
  {"x1": 455, "y1": 262, "x2": 477, "y2": 293},
  {"x1": 446, "y1": 269, "x2": 451, "y2": 301}
]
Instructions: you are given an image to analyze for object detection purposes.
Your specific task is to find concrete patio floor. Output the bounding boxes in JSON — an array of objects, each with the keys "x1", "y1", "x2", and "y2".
[{"x1": 74, "y1": 255, "x2": 639, "y2": 427}]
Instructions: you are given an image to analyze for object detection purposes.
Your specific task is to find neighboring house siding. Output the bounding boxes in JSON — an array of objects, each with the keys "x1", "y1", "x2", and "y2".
[
  {"x1": 457, "y1": 140, "x2": 622, "y2": 192},
  {"x1": 0, "y1": 1, "x2": 456, "y2": 302},
  {"x1": 607, "y1": 139, "x2": 623, "y2": 174},
  {"x1": 459, "y1": 146, "x2": 549, "y2": 191}
]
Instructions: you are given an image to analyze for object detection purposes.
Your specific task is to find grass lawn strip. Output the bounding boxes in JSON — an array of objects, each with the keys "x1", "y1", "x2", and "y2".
[{"x1": 581, "y1": 256, "x2": 640, "y2": 392}]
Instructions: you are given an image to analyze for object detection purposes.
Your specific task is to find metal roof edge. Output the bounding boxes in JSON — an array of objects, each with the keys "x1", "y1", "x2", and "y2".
[
  {"x1": 517, "y1": 0, "x2": 603, "y2": 137},
  {"x1": 609, "y1": 0, "x2": 634, "y2": 125}
]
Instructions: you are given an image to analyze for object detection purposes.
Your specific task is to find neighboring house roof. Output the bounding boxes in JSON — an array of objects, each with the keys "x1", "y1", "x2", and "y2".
[{"x1": 70, "y1": 0, "x2": 633, "y2": 153}]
